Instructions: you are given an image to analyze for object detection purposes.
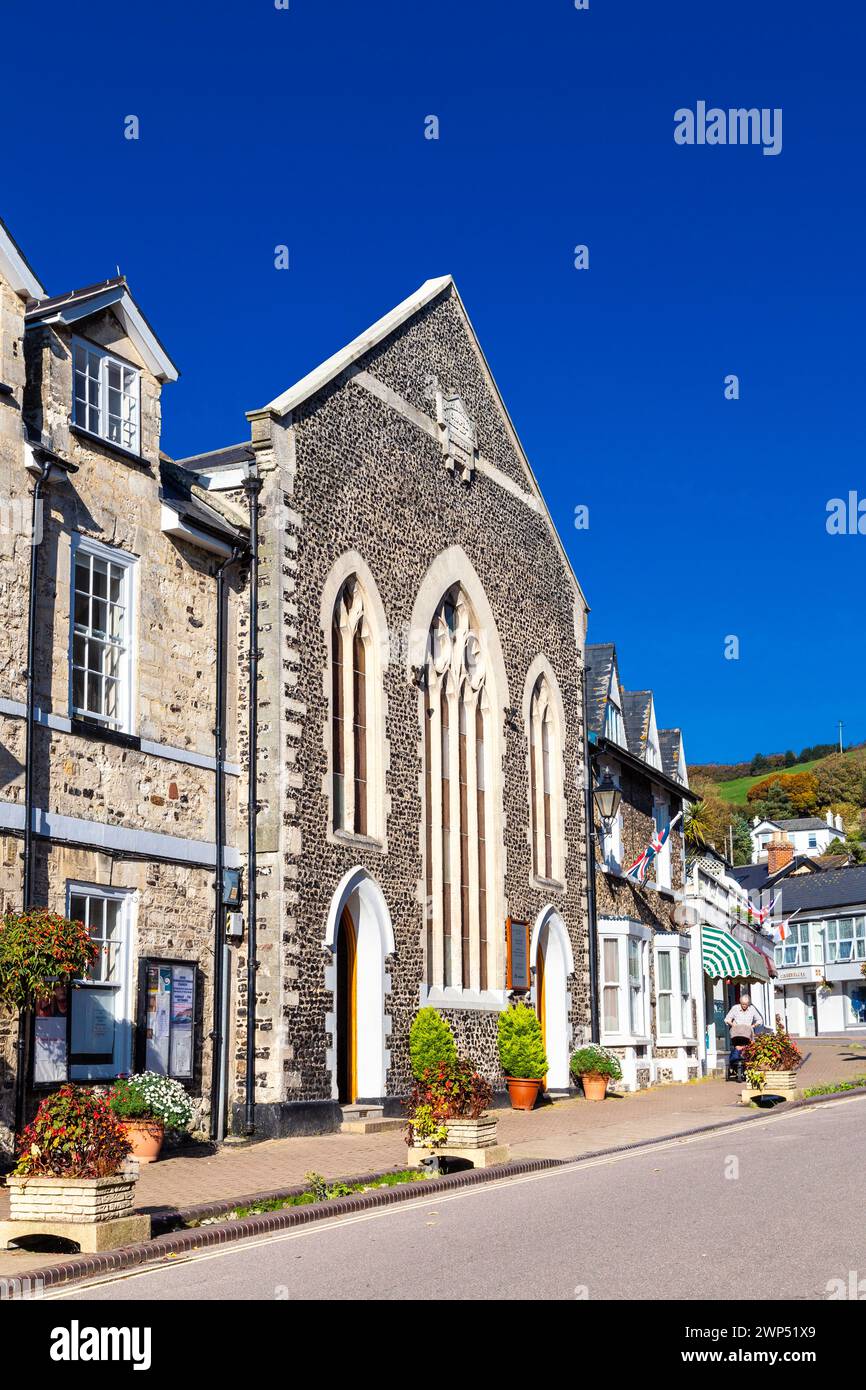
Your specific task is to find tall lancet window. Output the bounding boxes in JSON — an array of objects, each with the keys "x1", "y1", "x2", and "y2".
[
  {"x1": 331, "y1": 578, "x2": 376, "y2": 837},
  {"x1": 423, "y1": 588, "x2": 496, "y2": 992},
  {"x1": 529, "y1": 673, "x2": 563, "y2": 884}
]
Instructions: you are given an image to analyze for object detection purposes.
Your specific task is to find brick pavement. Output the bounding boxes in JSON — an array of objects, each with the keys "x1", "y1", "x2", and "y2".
[{"x1": 1, "y1": 1036, "x2": 864, "y2": 1286}]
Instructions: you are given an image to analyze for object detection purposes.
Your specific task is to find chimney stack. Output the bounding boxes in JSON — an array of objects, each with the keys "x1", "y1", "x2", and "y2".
[{"x1": 767, "y1": 832, "x2": 794, "y2": 875}]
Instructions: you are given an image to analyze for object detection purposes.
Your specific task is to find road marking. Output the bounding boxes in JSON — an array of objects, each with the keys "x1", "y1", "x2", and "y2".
[{"x1": 45, "y1": 1094, "x2": 866, "y2": 1298}]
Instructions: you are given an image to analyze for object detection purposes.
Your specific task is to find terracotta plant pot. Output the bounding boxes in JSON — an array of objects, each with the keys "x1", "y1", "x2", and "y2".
[
  {"x1": 579, "y1": 1072, "x2": 609, "y2": 1102},
  {"x1": 506, "y1": 1077, "x2": 542, "y2": 1111},
  {"x1": 120, "y1": 1118, "x2": 165, "y2": 1163}
]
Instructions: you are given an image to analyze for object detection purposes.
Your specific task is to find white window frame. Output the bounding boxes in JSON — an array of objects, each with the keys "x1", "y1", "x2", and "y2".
[
  {"x1": 651, "y1": 797, "x2": 672, "y2": 890},
  {"x1": 67, "y1": 882, "x2": 136, "y2": 1082},
  {"x1": 73, "y1": 336, "x2": 142, "y2": 454},
  {"x1": 776, "y1": 920, "x2": 813, "y2": 968},
  {"x1": 70, "y1": 535, "x2": 137, "y2": 733},
  {"x1": 826, "y1": 916, "x2": 866, "y2": 964},
  {"x1": 599, "y1": 920, "x2": 650, "y2": 1044},
  {"x1": 655, "y1": 938, "x2": 694, "y2": 1042}
]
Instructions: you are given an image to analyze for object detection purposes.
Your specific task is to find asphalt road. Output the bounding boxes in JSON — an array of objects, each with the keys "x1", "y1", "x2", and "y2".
[{"x1": 58, "y1": 1096, "x2": 866, "y2": 1301}]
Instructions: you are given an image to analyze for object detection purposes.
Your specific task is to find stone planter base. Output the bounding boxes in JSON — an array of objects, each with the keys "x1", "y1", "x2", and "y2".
[
  {"x1": 8, "y1": 1174, "x2": 137, "y2": 1224},
  {"x1": 407, "y1": 1143, "x2": 510, "y2": 1170},
  {"x1": 443, "y1": 1115, "x2": 499, "y2": 1149},
  {"x1": 0, "y1": 1213, "x2": 150, "y2": 1253}
]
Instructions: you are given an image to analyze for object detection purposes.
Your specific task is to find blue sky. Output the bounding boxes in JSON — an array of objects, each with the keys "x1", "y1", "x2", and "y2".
[{"x1": 4, "y1": 1, "x2": 864, "y2": 763}]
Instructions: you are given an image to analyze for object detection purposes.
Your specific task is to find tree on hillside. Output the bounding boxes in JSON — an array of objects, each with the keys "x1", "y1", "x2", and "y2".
[
  {"x1": 816, "y1": 754, "x2": 866, "y2": 808},
  {"x1": 750, "y1": 753, "x2": 770, "y2": 775},
  {"x1": 751, "y1": 782, "x2": 796, "y2": 822},
  {"x1": 731, "y1": 813, "x2": 753, "y2": 865},
  {"x1": 747, "y1": 772, "x2": 818, "y2": 816},
  {"x1": 784, "y1": 749, "x2": 797, "y2": 767}
]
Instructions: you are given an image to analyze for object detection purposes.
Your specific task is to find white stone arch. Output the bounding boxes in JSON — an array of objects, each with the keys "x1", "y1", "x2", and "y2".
[
  {"x1": 320, "y1": 550, "x2": 390, "y2": 845},
  {"x1": 523, "y1": 654, "x2": 568, "y2": 888},
  {"x1": 409, "y1": 547, "x2": 508, "y2": 1000},
  {"x1": 323, "y1": 867, "x2": 395, "y2": 1102},
  {"x1": 531, "y1": 906, "x2": 574, "y2": 1092}
]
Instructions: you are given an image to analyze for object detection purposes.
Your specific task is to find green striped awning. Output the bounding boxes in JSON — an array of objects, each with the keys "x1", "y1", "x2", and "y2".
[{"x1": 702, "y1": 926, "x2": 769, "y2": 982}]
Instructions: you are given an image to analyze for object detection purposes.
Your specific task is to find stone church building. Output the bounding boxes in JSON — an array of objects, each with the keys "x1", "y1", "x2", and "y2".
[{"x1": 182, "y1": 275, "x2": 592, "y2": 1134}]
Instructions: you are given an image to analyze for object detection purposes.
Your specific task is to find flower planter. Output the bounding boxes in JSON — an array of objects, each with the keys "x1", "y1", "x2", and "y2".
[
  {"x1": 0, "y1": 1170, "x2": 151, "y2": 1254},
  {"x1": 443, "y1": 1115, "x2": 498, "y2": 1149},
  {"x1": 578, "y1": 1072, "x2": 609, "y2": 1102},
  {"x1": 506, "y1": 1077, "x2": 542, "y2": 1111},
  {"x1": 119, "y1": 1118, "x2": 165, "y2": 1163},
  {"x1": 761, "y1": 1070, "x2": 799, "y2": 1095}
]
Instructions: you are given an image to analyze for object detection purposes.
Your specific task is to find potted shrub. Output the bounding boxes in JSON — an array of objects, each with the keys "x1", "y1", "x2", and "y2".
[
  {"x1": 497, "y1": 1002, "x2": 547, "y2": 1110},
  {"x1": 109, "y1": 1072, "x2": 193, "y2": 1162},
  {"x1": 405, "y1": 1060, "x2": 495, "y2": 1150},
  {"x1": 743, "y1": 1021, "x2": 803, "y2": 1095},
  {"x1": 4, "y1": 1085, "x2": 141, "y2": 1240},
  {"x1": 570, "y1": 1044, "x2": 622, "y2": 1101},
  {"x1": 409, "y1": 1006, "x2": 457, "y2": 1081}
]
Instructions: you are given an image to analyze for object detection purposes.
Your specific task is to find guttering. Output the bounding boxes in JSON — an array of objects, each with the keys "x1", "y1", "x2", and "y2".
[
  {"x1": 595, "y1": 734, "x2": 700, "y2": 805},
  {"x1": 209, "y1": 545, "x2": 245, "y2": 1141},
  {"x1": 242, "y1": 468, "x2": 263, "y2": 1136},
  {"x1": 16, "y1": 444, "x2": 77, "y2": 1135}
]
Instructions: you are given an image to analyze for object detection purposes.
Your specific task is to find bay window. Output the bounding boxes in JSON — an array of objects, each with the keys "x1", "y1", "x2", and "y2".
[
  {"x1": 826, "y1": 916, "x2": 866, "y2": 964},
  {"x1": 599, "y1": 924, "x2": 650, "y2": 1040},
  {"x1": 655, "y1": 941, "x2": 693, "y2": 1039}
]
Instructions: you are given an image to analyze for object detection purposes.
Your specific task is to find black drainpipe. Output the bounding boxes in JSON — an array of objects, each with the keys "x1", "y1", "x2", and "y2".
[
  {"x1": 209, "y1": 544, "x2": 243, "y2": 1142},
  {"x1": 16, "y1": 456, "x2": 55, "y2": 1134},
  {"x1": 582, "y1": 673, "x2": 601, "y2": 1045},
  {"x1": 242, "y1": 469, "x2": 262, "y2": 1136}
]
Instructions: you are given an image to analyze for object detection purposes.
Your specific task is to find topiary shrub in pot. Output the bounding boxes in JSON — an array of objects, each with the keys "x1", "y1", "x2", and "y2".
[
  {"x1": 409, "y1": 1007, "x2": 457, "y2": 1081},
  {"x1": 0, "y1": 1085, "x2": 150, "y2": 1251},
  {"x1": 570, "y1": 1044, "x2": 622, "y2": 1101},
  {"x1": 109, "y1": 1073, "x2": 194, "y2": 1162},
  {"x1": 497, "y1": 1002, "x2": 547, "y2": 1110}
]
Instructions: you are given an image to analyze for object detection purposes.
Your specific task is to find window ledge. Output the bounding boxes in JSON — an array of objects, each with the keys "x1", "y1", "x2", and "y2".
[
  {"x1": 69, "y1": 423, "x2": 148, "y2": 467},
  {"x1": 421, "y1": 986, "x2": 508, "y2": 1013},
  {"x1": 70, "y1": 717, "x2": 140, "y2": 751},
  {"x1": 531, "y1": 874, "x2": 566, "y2": 896}
]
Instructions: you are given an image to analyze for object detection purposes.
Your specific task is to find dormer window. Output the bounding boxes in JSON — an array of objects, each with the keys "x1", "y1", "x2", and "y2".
[
  {"x1": 603, "y1": 700, "x2": 626, "y2": 748},
  {"x1": 73, "y1": 338, "x2": 140, "y2": 454}
]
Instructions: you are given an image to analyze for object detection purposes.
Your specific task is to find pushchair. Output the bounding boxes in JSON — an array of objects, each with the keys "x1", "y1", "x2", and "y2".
[{"x1": 726, "y1": 1037, "x2": 750, "y2": 1082}]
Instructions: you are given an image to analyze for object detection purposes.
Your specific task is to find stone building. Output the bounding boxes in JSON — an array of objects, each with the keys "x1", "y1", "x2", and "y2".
[
  {"x1": 584, "y1": 642, "x2": 701, "y2": 1090},
  {"x1": 180, "y1": 276, "x2": 592, "y2": 1134},
  {"x1": 0, "y1": 217, "x2": 248, "y2": 1152}
]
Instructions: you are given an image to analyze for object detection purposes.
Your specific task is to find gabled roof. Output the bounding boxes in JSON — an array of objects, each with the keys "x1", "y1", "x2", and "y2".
[
  {"x1": 754, "y1": 817, "x2": 833, "y2": 834},
  {"x1": 256, "y1": 277, "x2": 452, "y2": 418},
  {"x1": 777, "y1": 866, "x2": 866, "y2": 915},
  {"x1": 26, "y1": 276, "x2": 179, "y2": 384},
  {"x1": 0, "y1": 216, "x2": 45, "y2": 299},
  {"x1": 584, "y1": 643, "x2": 620, "y2": 742},
  {"x1": 622, "y1": 690, "x2": 653, "y2": 760},
  {"x1": 249, "y1": 274, "x2": 588, "y2": 614}
]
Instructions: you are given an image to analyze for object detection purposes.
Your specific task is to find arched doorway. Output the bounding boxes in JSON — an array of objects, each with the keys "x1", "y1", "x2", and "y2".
[
  {"x1": 533, "y1": 909, "x2": 573, "y2": 1092},
  {"x1": 335, "y1": 907, "x2": 357, "y2": 1103},
  {"x1": 324, "y1": 868, "x2": 395, "y2": 1103}
]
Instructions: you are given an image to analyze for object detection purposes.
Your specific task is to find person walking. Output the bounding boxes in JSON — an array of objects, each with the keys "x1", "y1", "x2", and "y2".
[{"x1": 725, "y1": 990, "x2": 764, "y2": 1082}]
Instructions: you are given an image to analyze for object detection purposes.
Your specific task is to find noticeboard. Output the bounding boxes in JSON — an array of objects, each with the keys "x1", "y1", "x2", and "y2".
[
  {"x1": 137, "y1": 958, "x2": 197, "y2": 1080},
  {"x1": 506, "y1": 918, "x2": 531, "y2": 992}
]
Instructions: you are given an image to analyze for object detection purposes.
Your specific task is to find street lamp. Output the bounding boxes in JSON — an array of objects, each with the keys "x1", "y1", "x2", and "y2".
[{"x1": 593, "y1": 770, "x2": 622, "y2": 827}]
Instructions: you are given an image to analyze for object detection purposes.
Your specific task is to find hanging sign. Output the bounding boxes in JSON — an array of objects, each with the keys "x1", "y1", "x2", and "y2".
[{"x1": 506, "y1": 918, "x2": 531, "y2": 992}]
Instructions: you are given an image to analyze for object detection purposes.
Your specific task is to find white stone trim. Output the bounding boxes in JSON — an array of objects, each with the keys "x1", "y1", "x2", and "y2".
[
  {"x1": 0, "y1": 801, "x2": 240, "y2": 868},
  {"x1": 523, "y1": 655, "x2": 568, "y2": 889},
  {"x1": 530, "y1": 907, "x2": 574, "y2": 1090},
  {"x1": 0, "y1": 699, "x2": 239, "y2": 775},
  {"x1": 322, "y1": 867, "x2": 394, "y2": 1101}
]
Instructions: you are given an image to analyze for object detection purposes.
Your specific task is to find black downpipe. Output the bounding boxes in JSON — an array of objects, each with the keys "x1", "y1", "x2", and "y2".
[
  {"x1": 583, "y1": 672, "x2": 600, "y2": 1045},
  {"x1": 209, "y1": 546, "x2": 242, "y2": 1141},
  {"x1": 15, "y1": 462, "x2": 51, "y2": 1136},
  {"x1": 243, "y1": 471, "x2": 262, "y2": 1136}
]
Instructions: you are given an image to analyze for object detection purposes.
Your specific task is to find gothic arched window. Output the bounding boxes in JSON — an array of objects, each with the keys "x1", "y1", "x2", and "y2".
[
  {"x1": 528, "y1": 672, "x2": 564, "y2": 884},
  {"x1": 423, "y1": 588, "x2": 497, "y2": 991},
  {"x1": 331, "y1": 578, "x2": 378, "y2": 837}
]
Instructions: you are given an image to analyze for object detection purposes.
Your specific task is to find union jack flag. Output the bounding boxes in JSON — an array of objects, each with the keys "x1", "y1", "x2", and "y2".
[
  {"x1": 624, "y1": 810, "x2": 683, "y2": 885},
  {"x1": 747, "y1": 894, "x2": 777, "y2": 928}
]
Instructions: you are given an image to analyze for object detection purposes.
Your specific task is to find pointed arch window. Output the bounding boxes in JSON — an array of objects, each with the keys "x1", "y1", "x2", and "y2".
[
  {"x1": 423, "y1": 588, "x2": 497, "y2": 991},
  {"x1": 331, "y1": 577, "x2": 380, "y2": 838},
  {"x1": 529, "y1": 673, "x2": 564, "y2": 884}
]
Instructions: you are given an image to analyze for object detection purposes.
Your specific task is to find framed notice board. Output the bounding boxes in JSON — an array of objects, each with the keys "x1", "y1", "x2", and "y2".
[
  {"x1": 136, "y1": 958, "x2": 197, "y2": 1080},
  {"x1": 506, "y1": 918, "x2": 531, "y2": 993}
]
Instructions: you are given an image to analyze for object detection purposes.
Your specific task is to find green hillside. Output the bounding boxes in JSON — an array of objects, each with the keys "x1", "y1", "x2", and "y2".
[{"x1": 714, "y1": 758, "x2": 826, "y2": 806}]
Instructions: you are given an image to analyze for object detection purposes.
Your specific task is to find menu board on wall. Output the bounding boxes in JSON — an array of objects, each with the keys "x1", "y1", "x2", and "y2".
[
  {"x1": 33, "y1": 985, "x2": 69, "y2": 1084},
  {"x1": 506, "y1": 918, "x2": 531, "y2": 992},
  {"x1": 140, "y1": 959, "x2": 196, "y2": 1080}
]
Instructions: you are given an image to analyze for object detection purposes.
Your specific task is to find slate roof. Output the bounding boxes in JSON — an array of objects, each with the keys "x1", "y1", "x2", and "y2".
[
  {"x1": 729, "y1": 856, "x2": 824, "y2": 894},
  {"x1": 160, "y1": 461, "x2": 249, "y2": 542},
  {"x1": 622, "y1": 690, "x2": 652, "y2": 760},
  {"x1": 776, "y1": 867, "x2": 866, "y2": 915},
  {"x1": 659, "y1": 729, "x2": 685, "y2": 784},
  {"x1": 175, "y1": 442, "x2": 255, "y2": 473},
  {"x1": 25, "y1": 276, "x2": 126, "y2": 316},
  {"x1": 584, "y1": 643, "x2": 619, "y2": 742},
  {"x1": 756, "y1": 817, "x2": 835, "y2": 833}
]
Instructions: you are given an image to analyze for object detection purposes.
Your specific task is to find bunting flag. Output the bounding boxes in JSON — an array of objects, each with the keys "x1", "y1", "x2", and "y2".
[
  {"x1": 770, "y1": 919, "x2": 789, "y2": 944},
  {"x1": 624, "y1": 810, "x2": 683, "y2": 885},
  {"x1": 747, "y1": 894, "x2": 777, "y2": 928}
]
